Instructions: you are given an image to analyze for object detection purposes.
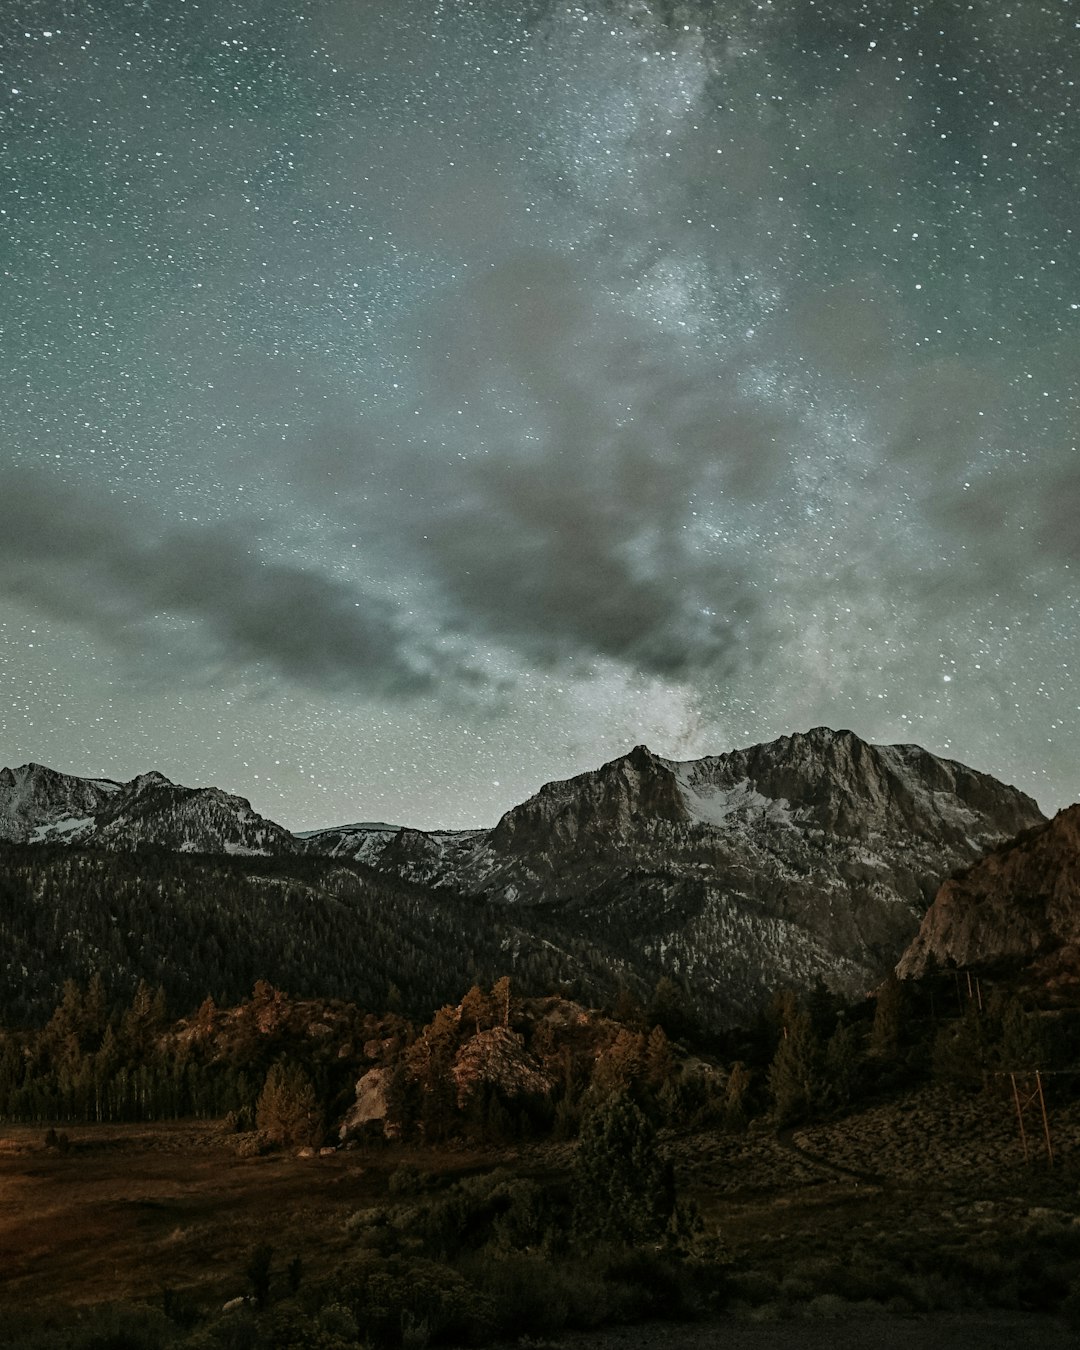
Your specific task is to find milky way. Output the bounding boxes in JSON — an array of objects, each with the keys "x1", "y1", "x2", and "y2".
[{"x1": 2, "y1": 0, "x2": 1078, "y2": 828}]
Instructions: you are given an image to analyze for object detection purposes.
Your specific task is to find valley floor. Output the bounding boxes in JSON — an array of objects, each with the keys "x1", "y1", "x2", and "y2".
[{"x1": 2, "y1": 1083, "x2": 1080, "y2": 1343}]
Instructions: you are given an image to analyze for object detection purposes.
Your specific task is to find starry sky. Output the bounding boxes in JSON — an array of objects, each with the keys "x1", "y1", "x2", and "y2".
[{"x1": 1, "y1": 0, "x2": 1078, "y2": 830}]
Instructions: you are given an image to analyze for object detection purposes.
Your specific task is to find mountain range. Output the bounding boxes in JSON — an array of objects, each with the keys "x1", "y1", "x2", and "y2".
[{"x1": 0, "y1": 728, "x2": 1056, "y2": 1022}]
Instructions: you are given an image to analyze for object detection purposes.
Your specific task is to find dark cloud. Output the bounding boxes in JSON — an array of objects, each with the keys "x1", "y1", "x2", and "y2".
[
  {"x1": 412, "y1": 253, "x2": 791, "y2": 675},
  {"x1": 0, "y1": 469, "x2": 459, "y2": 697},
  {"x1": 290, "y1": 251, "x2": 794, "y2": 681}
]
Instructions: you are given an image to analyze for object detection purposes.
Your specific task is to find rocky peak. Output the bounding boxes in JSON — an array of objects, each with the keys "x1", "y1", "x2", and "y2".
[
  {"x1": 684, "y1": 726, "x2": 1041, "y2": 843},
  {"x1": 0, "y1": 760, "x2": 295, "y2": 856},
  {"x1": 489, "y1": 742, "x2": 688, "y2": 855},
  {"x1": 128, "y1": 771, "x2": 173, "y2": 794},
  {"x1": 0, "y1": 763, "x2": 122, "y2": 843}
]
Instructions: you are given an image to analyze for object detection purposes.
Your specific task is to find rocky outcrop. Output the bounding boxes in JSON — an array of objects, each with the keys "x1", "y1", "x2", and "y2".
[
  {"x1": 897, "y1": 806, "x2": 1080, "y2": 984},
  {"x1": 0, "y1": 763, "x2": 122, "y2": 843},
  {"x1": 339, "y1": 1067, "x2": 395, "y2": 1140},
  {"x1": 451, "y1": 1026, "x2": 555, "y2": 1109}
]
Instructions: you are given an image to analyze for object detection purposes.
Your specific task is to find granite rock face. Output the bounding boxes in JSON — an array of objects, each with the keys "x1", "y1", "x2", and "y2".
[{"x1": 897, "y1": 805, "x2": 1080, "y2": 985}]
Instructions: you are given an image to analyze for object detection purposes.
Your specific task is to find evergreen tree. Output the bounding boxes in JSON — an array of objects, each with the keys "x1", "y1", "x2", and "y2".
[
  {"x1": 870, "y1": 971, "x2": 905, "y2": 1060},
  {"x1": 83, "y1": 972, "x2": 108, "y2": 1042},
  {"x1": 256, "y1": 1062, "x2": 323, "y2": 1147},
  {"x1": 406, "y1": 1006, "x2": 460, "y2": 1140},
  {"x1": 723, "y1": 1061, "x2": 752, "y2": 1132},
  {"x1": 807, "y1": 977, "x2": 840, "y2": 1039},
  {"x1": 459, "y1": 984, "x2": 491, "y2": 1037},
  {"x1": 571, "y1": 1091, "x2": 674, "y2": 1246},
  {"x1": 824, "y1": 1020, "x2": 862, "y2": 1107},
  {"x1": 767, "y1": 1011, "x2": 822, "y2": 1124},
  {"x1": 491, "y1": 976, "x2": 513, "y2": 1028},
  {"x1": 646, "y1": 976, "x2": 692, "y2": 1041},
  {"x1": 644, "y1": 1025, "x2": 675, "y2": 1092}
]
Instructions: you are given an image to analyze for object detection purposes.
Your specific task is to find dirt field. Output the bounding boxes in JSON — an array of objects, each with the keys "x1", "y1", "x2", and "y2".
[{"x1": 0, "y1": 1123, "x2": 410, "y2": 1320}]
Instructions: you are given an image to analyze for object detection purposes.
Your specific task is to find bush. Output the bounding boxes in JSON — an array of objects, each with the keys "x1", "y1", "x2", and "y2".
[{"x1": 337, "y1": 1253, "x2": 494, "y2": 1348}]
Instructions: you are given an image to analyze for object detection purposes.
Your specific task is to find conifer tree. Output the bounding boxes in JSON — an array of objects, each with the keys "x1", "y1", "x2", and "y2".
[
  {"x1": 767, "y1": 1011, "x2": 822, "y2": 1124},
  {"x1": 645, "y1": 1025, "x2": 675, "y2": 1091},
  {"x1": 870, "y1": 971, "x2": 905, "y2": 1060},
  {"x1": 571, "y1": 1091, "x2": 674, "y2": 1246},
  {"x1": 491, "y1": 976, "x2": 513, "y2": 1028},
  {"x1": 256, "y1": 1063, "x2": 323, "y2": 1147},
  {"x1": 646, "y1": 976, "x2": 692, "y2": 1041},
  {"x1": 824, "y1": 1020, "x2": 861, "y2": 1106},
  {"x1": 723, "y1": 1061, "x2": 752, "y2": 1132}
]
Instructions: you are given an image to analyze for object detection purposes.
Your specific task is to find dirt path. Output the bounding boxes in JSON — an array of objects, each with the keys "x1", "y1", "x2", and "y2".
[{"x1": 775, "y1": 1125, "x2": 884, "y2": 1186}]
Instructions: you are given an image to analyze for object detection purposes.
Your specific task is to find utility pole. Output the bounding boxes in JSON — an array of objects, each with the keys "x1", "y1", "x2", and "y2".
[{"x1": 1009, "y1": 1070, "x2": 1054, "y2": 1166}]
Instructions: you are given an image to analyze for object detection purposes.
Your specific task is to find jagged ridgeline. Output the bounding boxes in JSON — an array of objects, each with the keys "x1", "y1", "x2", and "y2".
[{"x1": 0, "y1": 729, "x2": 1046, "y2": 1026}]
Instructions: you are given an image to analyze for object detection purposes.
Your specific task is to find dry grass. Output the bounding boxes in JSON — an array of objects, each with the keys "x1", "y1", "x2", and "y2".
[
  {"x1": 3, "y1": 1083, "x2": 1080, "y2": 1333},
  {"x1": 0, "y1": 1123, "x2": 396, "y2": 1319}
]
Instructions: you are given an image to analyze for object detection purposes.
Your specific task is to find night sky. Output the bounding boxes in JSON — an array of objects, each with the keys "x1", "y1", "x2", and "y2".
[{"x1": 2, "y1": 0, "x2": 1078, "y2": 830}]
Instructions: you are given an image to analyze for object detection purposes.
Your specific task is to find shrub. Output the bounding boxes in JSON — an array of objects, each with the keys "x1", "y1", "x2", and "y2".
[{"x1": 337, "y1": 1253, "x2": 494, "y2": 1347}]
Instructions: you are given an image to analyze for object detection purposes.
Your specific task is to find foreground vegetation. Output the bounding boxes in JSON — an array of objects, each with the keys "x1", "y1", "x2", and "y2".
[{"x1": 3, "y1": 966, "x2": 1080, "y2": 1347}]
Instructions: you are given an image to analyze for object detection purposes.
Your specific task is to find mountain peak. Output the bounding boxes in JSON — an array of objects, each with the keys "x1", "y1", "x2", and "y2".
[{"x1": 0, "y1": 761, "x2": 292, "y2": 855}]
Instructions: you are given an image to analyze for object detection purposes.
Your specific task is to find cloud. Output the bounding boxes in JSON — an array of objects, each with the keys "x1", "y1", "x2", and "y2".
[
  {"x1": 0, "y1": 469, "x2": 467, "y2": 697},
  {"x1": 296, "y1": 250, "x2": 795, "y2": 683}
]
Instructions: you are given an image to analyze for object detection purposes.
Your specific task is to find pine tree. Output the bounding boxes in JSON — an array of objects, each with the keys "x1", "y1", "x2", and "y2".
[
  {"x1": 83, "y1": 972, "x2": 108, "y2": 1042},
  {"x1": 723, "y1": 1061, "x2": 752, "y2": 1132},
  {"x1": 824, "y1": 1020, "x2": 861, "y2": 1107},
  {"x1": 405, "y1": 1006, "x2": 460, "y2": 1140},
  {"x1": 644, "y1": 1025, "x2": 675, "y2": 1091},
  {"x1": 646, "y1": 976, "x2": 692, "y2": 1041},
  {"x1": 459, "y1": 984, "x2": 491, "y2": 1037},
  {"x1": 767, "y1": 1011, "x2": 822, "y2": 1125},
  {"x1": 255, "y1": 1063, "x2": 323, "y2": 1148},
  {"x1": 571, "y1": 1091, "x2": 674, "y2": 1247},
  {"x1": 591, "y1": 1028, "x2": 646, "y2": 1098},
  {"x1": 870, "y1": 971, "x2": 905, "y2": 1060},
  {"x1": 491, "y1": 976, "x2": 513, "y2": 1028}
]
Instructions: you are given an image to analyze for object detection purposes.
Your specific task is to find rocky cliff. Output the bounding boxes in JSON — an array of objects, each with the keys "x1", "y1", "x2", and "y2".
[{"x1": 897, "y1": 805, "x2": 1080, "y2": 988}]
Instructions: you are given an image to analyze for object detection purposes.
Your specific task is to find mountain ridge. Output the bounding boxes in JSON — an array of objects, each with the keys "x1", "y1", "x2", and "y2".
[{"x1": 1, "y1": 729, "x2": 1048, "y2": 1018}]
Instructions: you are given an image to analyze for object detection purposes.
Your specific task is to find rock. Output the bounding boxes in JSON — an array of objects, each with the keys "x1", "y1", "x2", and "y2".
[
  {"x1": 897, "y1": 806, "x2": 1080, "y2": 985},
  {"x1": 339, "y1": 1067, "x2": 393, "y2": 1141},
  {"x1": 304, "y1": 728, "x2": 1044, "y2": 1014},
  {"x1": 0, "y1": 761, "x2": 297, "y2": 854},
  {"x1": 452, "y1": 1026, "x2": 555, "y2": 1109}
]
